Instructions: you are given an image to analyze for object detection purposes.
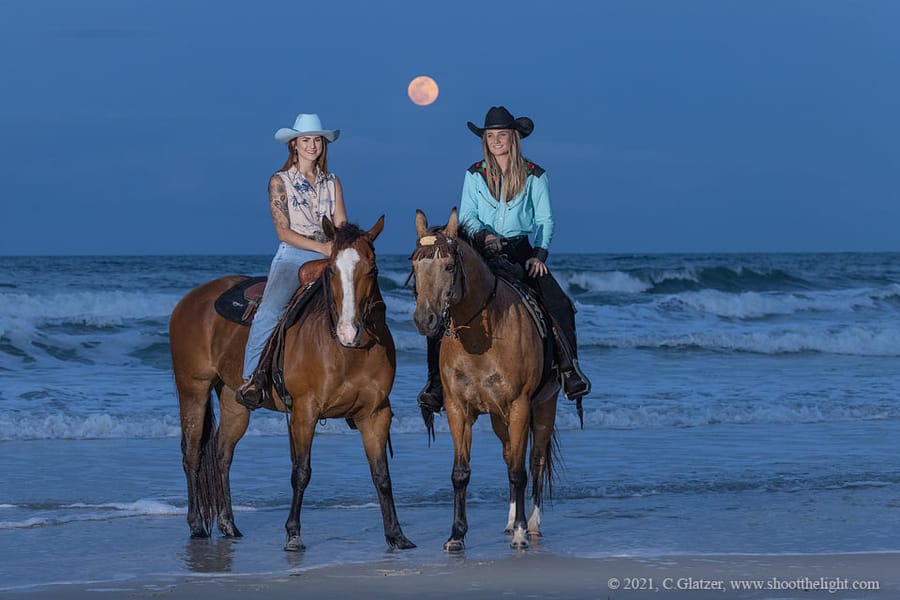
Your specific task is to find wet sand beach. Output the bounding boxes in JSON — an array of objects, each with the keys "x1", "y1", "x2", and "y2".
[{"x1": 10, "y1": 552, "x2": 898, "y2": 600}]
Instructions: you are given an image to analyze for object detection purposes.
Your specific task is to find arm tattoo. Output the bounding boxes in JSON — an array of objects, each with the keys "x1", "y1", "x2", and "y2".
[{"x1": 269, "y1": 179, "x2": 290, "y2": 228}]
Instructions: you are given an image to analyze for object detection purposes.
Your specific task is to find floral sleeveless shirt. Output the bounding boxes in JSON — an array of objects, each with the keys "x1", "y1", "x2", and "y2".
[{"x1": 275, "y1": 166, "x2": 337, "y2": 241}]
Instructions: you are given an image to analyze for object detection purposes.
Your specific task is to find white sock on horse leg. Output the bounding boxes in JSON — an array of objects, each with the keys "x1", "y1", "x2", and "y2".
[{"x1": 527, "y1": 505, "x2": 542, "y2": 534}]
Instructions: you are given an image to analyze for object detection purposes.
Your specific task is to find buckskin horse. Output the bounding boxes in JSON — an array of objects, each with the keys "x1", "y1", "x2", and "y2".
[
  {"x1": 169, "y1": 216, "x2": 414, "y2": 551},
  {"x1": 409, "y1": 208, "x2": 560, "y2": 551}
]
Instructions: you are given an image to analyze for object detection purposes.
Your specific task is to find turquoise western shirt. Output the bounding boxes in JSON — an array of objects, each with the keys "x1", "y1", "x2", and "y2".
[{"x1": 459, "y1": 161, "x2": 554, "y2": 255}]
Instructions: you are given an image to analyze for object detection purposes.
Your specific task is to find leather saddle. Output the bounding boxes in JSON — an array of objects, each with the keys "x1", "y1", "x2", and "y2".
[{"x1": 214, "y1": 259, "x2": 327, "y2": 326}]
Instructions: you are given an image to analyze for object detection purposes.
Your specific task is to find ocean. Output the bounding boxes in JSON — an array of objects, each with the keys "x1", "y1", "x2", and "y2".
[{"x1": 2, "y1": 252, "x2": 899, "y2": 593}]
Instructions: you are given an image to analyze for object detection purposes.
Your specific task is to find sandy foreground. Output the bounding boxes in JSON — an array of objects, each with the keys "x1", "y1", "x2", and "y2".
[{"x1": 8, "y1": 552, "x2": 898, "y2": 600}]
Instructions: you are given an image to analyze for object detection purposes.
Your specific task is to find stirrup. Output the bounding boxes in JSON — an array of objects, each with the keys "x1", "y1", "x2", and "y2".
[
  {"x1": 236, "y1": 379, "x2": 264, "y2": 411},
  {"x1": 417, "y1": 381, "x2": 444, "y2": 443},
  {"x1": 561, "y1": 360, "x2": 591, "y2": 401},
  {"x1": 417, "y1": 381, "x2": 444, "y2": 414}
]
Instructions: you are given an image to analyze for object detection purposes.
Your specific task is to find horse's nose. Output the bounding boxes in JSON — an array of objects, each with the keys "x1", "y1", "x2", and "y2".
[
  {"x1": 413, "y1": 308, "x2": 440, "y2": 337},
  {"x1": 336, "y1": 321, "x2": 360, "y2": 347}
]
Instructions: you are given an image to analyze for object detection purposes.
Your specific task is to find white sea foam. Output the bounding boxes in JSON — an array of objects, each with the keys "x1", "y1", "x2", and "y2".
[
  {"x1": 0, "y1": 499, "x2": 191, "y2": 531},
  {"x1": 0, "y1": 517, "x2": 51, "y2": 530},
  {"x1": 0, "y1": 290, "x2": 180, "y2": 327},
  {"x1": 0, "y1": 290, "x2": 179, "y2": 368},
  {"x1": 563, "y1": 270, "x2": 651, "y2": 293},
  {"x1": 672, "y1": 289, "x2": 876, "y2": 319},
  {"x1": 556, "y1": 400, "x2": 899, "y2": 431},
  {"x1": 63, "y1": 499, "x2": 184, "y2": 515},
  {"x1": 0, "y1": 414, "x2": 183, "y2": 441},
  {"x1": 870, "y1": 282, "x2": 900, "y2": 300},
  {"x1": 599, "y1": 325, "x2": 900, "y2": 357}
]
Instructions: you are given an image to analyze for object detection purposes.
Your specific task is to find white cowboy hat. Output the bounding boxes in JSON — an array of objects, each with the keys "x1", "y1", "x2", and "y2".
[{"x1": 274, "y1": 113, "x2": 340, "y2": 143}]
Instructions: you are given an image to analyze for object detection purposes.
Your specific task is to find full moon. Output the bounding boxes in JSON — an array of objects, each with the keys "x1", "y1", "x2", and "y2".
[{"x1": 408, "y1": 75, "x2": 439, "y2": 106}]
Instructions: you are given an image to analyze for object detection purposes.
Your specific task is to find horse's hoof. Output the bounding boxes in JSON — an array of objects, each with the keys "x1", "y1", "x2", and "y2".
[
  {"x1": 443, "y1": 539, "x2": 465, "y2": 553},
  {"x1": 189, "y1": 529, "x2": 210, "y2": 539},
  {"x1": 284, "y1": 535, "x2": 306, "y2": 552},
  {"x1": 510, "y1": 526, "x2": 529, "y2": 550},
  {"x1": 388, "y1": 535, "x2": 417, "y2": 550},
  {"x1": 219, "y1": 523, "x2": 243, "y2": 538}
]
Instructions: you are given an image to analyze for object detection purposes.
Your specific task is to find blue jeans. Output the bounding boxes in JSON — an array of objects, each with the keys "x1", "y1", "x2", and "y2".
[{"x1": 243, "y1": 242, "x2": 320, "y2": 380}]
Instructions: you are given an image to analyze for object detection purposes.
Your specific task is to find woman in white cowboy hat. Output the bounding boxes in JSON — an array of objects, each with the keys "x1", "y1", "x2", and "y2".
[
  {"x1": 238, "y1": 113, "x2": 346, "y2": 409},
  {"x1": 417, "y1": 105, "x2": 591, "y2": 420}
]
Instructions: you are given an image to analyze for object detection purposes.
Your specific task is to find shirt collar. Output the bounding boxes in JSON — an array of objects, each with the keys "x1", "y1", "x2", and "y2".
[{"x1": 288, "y1": 165, "x2": 325, "y2": 185}]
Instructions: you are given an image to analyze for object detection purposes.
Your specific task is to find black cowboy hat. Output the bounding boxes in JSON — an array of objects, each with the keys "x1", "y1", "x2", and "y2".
[{"x1": 467, "y1": 106, "x2": 534, "y2": 139}]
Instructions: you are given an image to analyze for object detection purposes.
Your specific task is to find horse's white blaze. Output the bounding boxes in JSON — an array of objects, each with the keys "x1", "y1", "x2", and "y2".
[
  {"x1": 527, "y1": 505, "x2": 541, "y2": 534},
  {"x1": 505, "y1": 501, "x2": 516, "y2": 531},
  {"x1": 335, "y1": 248, "x2": 361, "y2": 345}
]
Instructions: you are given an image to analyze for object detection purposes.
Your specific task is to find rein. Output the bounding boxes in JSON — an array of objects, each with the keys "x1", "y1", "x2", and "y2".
[{"x1": 446, "y1": 271, "x2": 497, "y2": 337}]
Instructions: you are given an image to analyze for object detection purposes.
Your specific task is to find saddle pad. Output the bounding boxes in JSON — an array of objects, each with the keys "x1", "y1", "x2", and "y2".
[
  {"x1": 501, "y1": 276, "x2": 555, "y2": 384},
  {"x1": 503, "y1": 277, "x2": 548, "y2": 339},
  {"x1": 214, "y1": 276, "x2": 267, "y2": 326}
]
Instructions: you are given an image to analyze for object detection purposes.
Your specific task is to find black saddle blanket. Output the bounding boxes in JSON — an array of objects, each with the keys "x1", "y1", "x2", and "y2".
[
  {"x1": 501, "y1": 276, "x2": 555, "y2": 381},
  {"x1": 214, "y1": 276, "x2": 267, "y2": 326}
]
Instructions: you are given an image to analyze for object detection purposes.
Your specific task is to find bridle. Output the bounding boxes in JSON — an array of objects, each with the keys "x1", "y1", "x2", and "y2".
[{"x1": 408, "y1": 233, "x2": 498, "y2": 338}]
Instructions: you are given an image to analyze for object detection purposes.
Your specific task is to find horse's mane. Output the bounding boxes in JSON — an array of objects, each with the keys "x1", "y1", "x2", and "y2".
[
  {"x1": 456, "y1": 225, "x2": 477, "y2": 246},
  {"x1": 332, "y1": 222, "x2": 369, "y2": 249},
  {"x1": 458, "y1": 225, "x2": 503, "y2": 261}
]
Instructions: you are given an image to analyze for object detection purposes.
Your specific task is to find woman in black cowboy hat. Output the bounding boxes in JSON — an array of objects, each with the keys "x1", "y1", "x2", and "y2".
[{"x1": 417, "y1": 105, "x2": 591, "y2": 418}]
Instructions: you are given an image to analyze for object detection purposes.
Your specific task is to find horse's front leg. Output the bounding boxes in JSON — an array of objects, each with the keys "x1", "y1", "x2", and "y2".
[
  {"x1": 215, "y1": 386, "x2": 250, "y2": 538},
  {"x1": 356, "y1": 405, "x2": 416, "y2": 550},
  {"x1": 445, "y1": 406, "x2": 473, "y2": 553},
  {"x1": 506, "y1": 399, "x2": 531, "y2": 549},
  {"x1": 284, "y1": 415, "x2": 316, "y2": 552}
]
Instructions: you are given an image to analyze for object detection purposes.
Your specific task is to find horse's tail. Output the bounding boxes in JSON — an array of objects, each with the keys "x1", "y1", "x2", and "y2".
[
  {"x1": 530, "y1": 418, "x2": 562, "y2": 504},
  {"x1": 545, "y1": 426, "x2": 562, "y2": 499},
  {"x1": 196, "y1": 399, "x2": 225, "y2": 534}
]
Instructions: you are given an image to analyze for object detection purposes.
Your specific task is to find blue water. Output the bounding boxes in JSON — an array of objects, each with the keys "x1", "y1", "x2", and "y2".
[{"x1": 2, "y1": 253, "x2": 900, "y2": 592}]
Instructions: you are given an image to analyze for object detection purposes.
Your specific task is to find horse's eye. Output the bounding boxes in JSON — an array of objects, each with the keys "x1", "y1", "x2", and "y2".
[
  {"x1": 369, "y1": 267, "x2": 379, "y2": 277},
  {"x1": 445, "y1": 263, "x2": 455, "y2": 272}
]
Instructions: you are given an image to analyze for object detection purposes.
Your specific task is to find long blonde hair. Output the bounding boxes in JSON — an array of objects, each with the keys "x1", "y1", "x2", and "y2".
[
  {"x1": 279, "y1": 137, "x2": 330, "y2": 174},
  {"x1": 482, "y1": 131, "x2": 527, "y2": 201}
]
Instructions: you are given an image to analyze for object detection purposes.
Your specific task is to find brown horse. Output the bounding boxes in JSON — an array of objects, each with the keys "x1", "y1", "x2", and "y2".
[
  {"x1": 409, "y1": 208, "x2": 560, "y2": 551},
  {"x1": 169, "y1": 216, "x2": 414, "y2": 551}
]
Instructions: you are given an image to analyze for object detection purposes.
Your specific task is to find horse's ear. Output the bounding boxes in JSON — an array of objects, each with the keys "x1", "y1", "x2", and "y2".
[
  {"x1": 444, "y1": 207, "x2": 459, "y2": 237},
  {"x1": 322, "y1": 216, "x2": 336, "y2": 240},
  {"x1": 415, "y1": 209, "x2": 429, "y2": 238},
  {"x1": 367, "y1": 214, "x2": 385, "y2": 241}
]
